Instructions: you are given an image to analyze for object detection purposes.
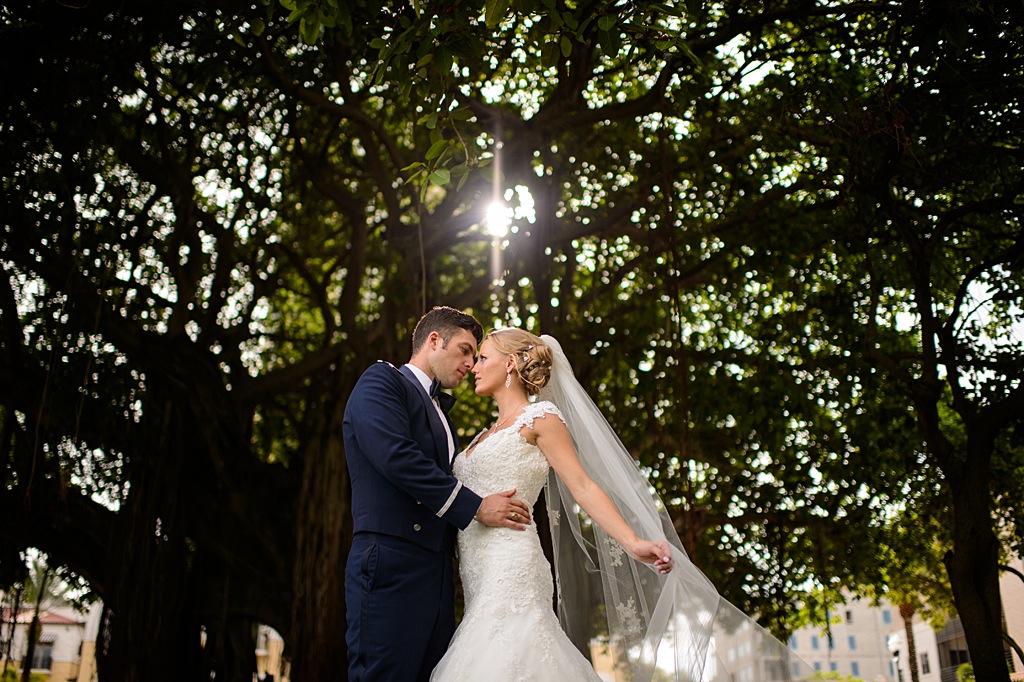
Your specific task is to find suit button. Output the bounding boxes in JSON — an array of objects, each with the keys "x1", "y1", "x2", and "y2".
[{"x1": 413, "y1": 524, "x2": 422, "y2": 531}]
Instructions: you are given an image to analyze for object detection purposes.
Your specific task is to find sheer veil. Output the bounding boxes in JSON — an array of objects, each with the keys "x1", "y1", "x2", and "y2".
[{"x1": 538, "y1": 335, "x2": 813, "y2": 682}]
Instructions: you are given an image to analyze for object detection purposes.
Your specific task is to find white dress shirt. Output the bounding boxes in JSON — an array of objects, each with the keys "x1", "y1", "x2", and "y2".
[{"x1": 405, "y1": 364, "x2": 456, "y2": 462}]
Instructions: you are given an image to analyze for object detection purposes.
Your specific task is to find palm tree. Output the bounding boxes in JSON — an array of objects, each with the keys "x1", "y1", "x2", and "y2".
[
  {"x1": 1, "y1": 554, "x2": 66, "y2": 681},
  {"x1": 899, "y1": 603, "x2": 920, "y2": 682}
]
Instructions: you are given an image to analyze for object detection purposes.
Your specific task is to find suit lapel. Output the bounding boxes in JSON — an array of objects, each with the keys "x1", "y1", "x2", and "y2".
[{"x1": 398, "y1": 365, "x2": 451, "y2": 468}]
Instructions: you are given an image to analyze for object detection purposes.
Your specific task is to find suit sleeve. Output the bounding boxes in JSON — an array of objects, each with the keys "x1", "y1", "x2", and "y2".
[{"x1": 346, "y1": 364, "x2": 482, "y2": 529}]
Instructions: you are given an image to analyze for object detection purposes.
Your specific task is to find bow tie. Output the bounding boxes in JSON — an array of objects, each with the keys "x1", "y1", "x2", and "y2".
[{"x1": 429, "y1": 378, "x2": 456, "y2": 413}]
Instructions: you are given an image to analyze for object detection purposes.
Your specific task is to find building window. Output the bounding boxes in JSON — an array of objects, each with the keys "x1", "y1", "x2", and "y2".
[
  {"x1": 814, "y1": 662, "x2": 822, "y2": 672},
  {"x1": 949, "y1": 649, "x2": 970, "y2": 667},
  {"x1": 811, "y1": 636, "x2": 819, "y2": 650},
  {"x1": 789, "y1": 635, "x2": 797, "y2": 650},
  {"x1": 851, "y1": 662, "x2": 860, "y2": 676},
  {"x1": 883, "y1": 609, "x2": 892, "y2": 624},
  {"x1": 848, "y1": 635, "x2": 857, "y2": 651},
  {"x1": 845, "y1": 609, "x2": 853, "y2": 624},
  {"x1": 921, "y1": 652, "x2": 931, "y2": 675},
  {"x1": 829, "y1": 661, "x2": 838, "y2": 672},
  {"x1": 31, "y1": 643, "x2": 53, "y2": 671}
]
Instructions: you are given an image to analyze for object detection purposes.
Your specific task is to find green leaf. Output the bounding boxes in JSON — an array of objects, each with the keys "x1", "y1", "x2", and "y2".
[
  {"x1": 541, "y1": 41, "x2": 559, "y2": 68},
  {"x1": 434, "y1": 45, "x2": 453, "y2": 74},
  {"x1": 369, "y1": 37, "x2": 386, "y2": 49},
  {"x1": 250, "y1": 18, "x2": 266, "y2": 36},
  {"x1": 400, "y1": 161, "x2": 425, "y2": 172},
  {"x1": 338, "y1": 6, "x2": 352, "y2": 34},
  {"x1": 302, "y1": 15, "x2": 320, "y2": 44},
  {"x1": 416, "y1": 53, "x2": 434, "y2": 68},
  {"x1": 675, "y1": 38, "x2": 702, "y2": 67},
  {"x1": 428, "y1": 168, "x2": 451, "y2": 185},
  {"x1": 401, "y1": 168, "x2": 425, "y2": 185},
  {"x1": 560, "y1": 35, "x2": 572, "y2": 58},
  {"x1": 485, "y1": 0, "x2": 512, "y2": 29},
  {"x1": 425, "y1": 139, "x2": 450, "y2": 160},
  {"x1": 651, "y1": 2, "x2": 685, "y2": 17},
  {"x1": 598, "y1": 28, "x2": 622, "y2": 56},
  {"x1": 598, "y1": 15, "x2": 616, "y2": 31}
]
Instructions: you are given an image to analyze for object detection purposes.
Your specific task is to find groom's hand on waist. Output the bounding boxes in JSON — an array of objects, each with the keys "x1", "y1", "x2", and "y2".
[{"x1": 475, "y1": 488, "x2": 531, "y2": 529}]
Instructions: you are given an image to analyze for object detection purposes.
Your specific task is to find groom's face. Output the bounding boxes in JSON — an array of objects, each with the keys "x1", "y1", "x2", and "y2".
[{"x1": 429, "y1": 328, "x2": 478, "y2": 389}]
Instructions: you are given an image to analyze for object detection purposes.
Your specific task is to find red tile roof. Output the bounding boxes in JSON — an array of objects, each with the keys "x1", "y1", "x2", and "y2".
[{"x1": 0, "y1": 608, "x2": 84, "y2": 625}]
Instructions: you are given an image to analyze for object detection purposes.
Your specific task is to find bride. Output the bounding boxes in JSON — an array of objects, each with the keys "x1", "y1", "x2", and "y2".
[{"x1": 431, "y1": 329, "x2": 813, "y2": 682}]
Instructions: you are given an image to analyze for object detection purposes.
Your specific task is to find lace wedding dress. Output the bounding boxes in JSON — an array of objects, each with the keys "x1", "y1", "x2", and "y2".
[{"x1": 430, "y1": 401, "x2": 603, "y2": 681}]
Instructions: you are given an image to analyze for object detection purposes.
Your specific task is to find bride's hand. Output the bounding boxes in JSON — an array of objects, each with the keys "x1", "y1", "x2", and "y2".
[{"x1": 630, "y1": 540, "x2": 673, "y2": 574}]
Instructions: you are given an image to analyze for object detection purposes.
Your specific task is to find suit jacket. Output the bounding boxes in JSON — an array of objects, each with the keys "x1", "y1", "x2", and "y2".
[{"x1": 343, "y1": 361, "x2": 482, "y2": 552}]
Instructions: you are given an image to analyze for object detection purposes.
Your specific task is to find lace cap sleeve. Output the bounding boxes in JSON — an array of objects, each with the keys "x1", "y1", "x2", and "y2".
[{"x1": 516, "y1": 400, "x2": 565, "y2": 430}]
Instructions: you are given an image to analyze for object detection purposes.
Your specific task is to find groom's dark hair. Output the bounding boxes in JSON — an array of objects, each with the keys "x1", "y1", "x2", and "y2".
[{"x1": 411, "y1": 306, "x2": 483, "y2": 354}]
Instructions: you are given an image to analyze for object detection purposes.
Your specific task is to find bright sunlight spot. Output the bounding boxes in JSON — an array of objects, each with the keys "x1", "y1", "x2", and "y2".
[{"x1": 485, "y1": 201, "x2": 511, "y2": 238}]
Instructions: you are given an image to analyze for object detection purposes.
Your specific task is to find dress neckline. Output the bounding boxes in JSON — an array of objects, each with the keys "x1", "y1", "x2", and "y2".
[
  {"x1": 462, "y1": 399, "x2": 561, "y2": 456},
  {"x1": 463, "y1": 404, "x2": 536, "y2": 458}
]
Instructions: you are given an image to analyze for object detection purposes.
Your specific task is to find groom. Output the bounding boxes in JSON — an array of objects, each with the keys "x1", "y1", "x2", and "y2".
[{"x1": 343, "y1": 306, "x2": 532, "y2": 682}]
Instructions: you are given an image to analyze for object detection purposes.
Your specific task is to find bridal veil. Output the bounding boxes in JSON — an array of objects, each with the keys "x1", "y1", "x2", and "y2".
[{"x1": 538, "y1": 334, "x2": 813, "y2": 682}]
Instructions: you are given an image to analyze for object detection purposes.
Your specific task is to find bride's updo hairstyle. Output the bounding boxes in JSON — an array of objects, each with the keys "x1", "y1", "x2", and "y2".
[{"x1": 487, "y1": 329, "x2": 553, "y2": 396}]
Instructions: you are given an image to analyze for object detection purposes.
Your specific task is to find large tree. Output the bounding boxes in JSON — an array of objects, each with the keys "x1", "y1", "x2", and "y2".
[
  {"x1": 2, "y1": 0, "x2": 1022, "y2": 680},
  {"x1": 774, "y1": 4, "x2": 1024, "y2": 677}
]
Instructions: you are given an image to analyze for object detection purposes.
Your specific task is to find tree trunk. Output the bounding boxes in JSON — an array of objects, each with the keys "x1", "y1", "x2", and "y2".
[
  {"x1": 96, "y1": 395, "x2": 203, "y2": 682},
  {"x1": 944, "y1": 436, "x2": 1010, "y2": 682},
  {"x1": 3, "y1": 582, "x2": 23, "y2": 674},
  {"x1": 899, "y1": 603, "x2": 920, "y2": 682},
  {"x1": 290, "y1": 377, "x2": 352, "y2": 681}
]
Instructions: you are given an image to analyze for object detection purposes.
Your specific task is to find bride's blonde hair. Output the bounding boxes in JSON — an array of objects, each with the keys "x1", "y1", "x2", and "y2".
[{"x1": 486, "y1": 329, "x2": 553, "y2": 396}]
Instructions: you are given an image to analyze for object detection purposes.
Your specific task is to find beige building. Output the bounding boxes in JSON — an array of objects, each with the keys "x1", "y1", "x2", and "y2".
[
  {"x1": 890, "y1": 556, "x2": 1024, "y2": 682},
  {"x1": 1, "y1": 599, "x2": 289, "y2": 682},
  {"x1": 789, "y1": 596, "x2": 898, "y2": 681},
  {"x1": 1004, "y1": 556, "x2": 1024, "y2": 680},
  {"x1": 0, "y1": 606, "x2": 88, "y2": 681}
]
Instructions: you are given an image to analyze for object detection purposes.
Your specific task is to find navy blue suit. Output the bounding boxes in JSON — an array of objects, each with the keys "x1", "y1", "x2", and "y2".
[{"x1": 343, "y1": 361, "x2": 482, "y2": 682}]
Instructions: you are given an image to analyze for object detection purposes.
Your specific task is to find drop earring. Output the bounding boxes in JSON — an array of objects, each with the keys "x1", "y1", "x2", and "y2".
[{"x1": 505, "y1": 371, "x2": 512, "y2": 389}]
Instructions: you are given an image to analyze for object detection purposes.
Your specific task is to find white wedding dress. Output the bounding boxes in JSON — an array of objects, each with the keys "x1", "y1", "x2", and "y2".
[{"x1": 430, "y1": 401, "x2": 604, "y2": 682}]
